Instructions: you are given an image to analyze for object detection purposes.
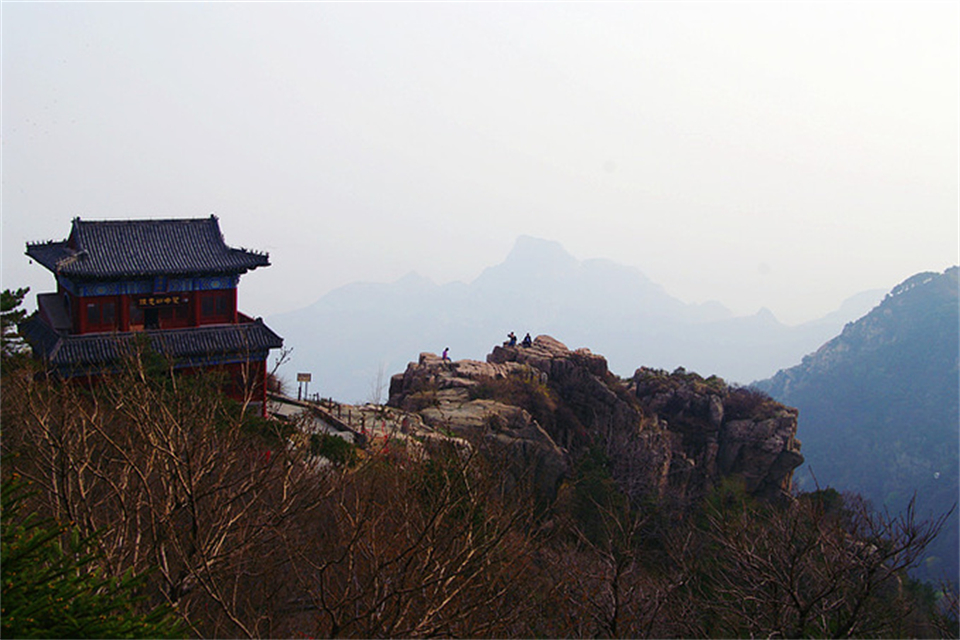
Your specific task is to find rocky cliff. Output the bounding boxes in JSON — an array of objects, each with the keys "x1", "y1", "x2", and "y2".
[
  {"x1": 389, "y1": 335, "x2": 803, "y2": 506},
  {"x1": 628, "y1": 366, "x2": 803, "y2": 504}
]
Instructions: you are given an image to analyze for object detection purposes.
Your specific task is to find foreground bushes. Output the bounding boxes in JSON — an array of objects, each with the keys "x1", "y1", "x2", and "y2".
[
  {"x1": 1, "y1": 356, "x2": 956, "y2": 638},
  {"x1": 1, "y1": 477, "x2": 182, "y2": 639}
]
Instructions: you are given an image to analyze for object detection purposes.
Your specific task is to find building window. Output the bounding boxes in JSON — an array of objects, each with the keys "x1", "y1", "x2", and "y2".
[
  {"x1": 85, "y1": 299, "x2": 117, "y2": 331},
  {"x1": 200, "y1": 290, "x2": 233, "y2": 322},
  {"x1": 201, "y1": 296, "x2": 216, "y2": 317}
]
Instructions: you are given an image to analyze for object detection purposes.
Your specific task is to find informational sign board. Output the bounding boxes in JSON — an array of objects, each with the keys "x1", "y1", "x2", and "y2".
[{"x1": 297, "y1": 373, "x2": 312, "y2": 383}]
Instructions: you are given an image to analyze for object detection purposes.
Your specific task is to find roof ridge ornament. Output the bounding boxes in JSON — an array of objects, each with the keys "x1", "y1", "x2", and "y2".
[{"x1": 54, "y1": 248, "x2": 87, "y2": 272}]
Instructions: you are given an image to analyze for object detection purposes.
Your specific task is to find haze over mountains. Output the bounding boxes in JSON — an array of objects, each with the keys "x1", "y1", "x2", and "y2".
[
  {"x1": 757, "y1": 267, "x2": 960, "y2": 584},
  {"x1": 268, "y1": 236, "x2": 883, "y2": 403},
  {"x1": 269, "y1": 246, "x2": 958, "y2": 586}
]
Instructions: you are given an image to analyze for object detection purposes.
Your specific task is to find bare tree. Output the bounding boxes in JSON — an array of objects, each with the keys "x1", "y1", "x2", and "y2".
[
  {"x1": 1, "y1": 347, "x2": 327, "y2": 637},
  {"x1": 268, "y1": 346, "x2": 293, "y2": 395},
  {"x1": 277, "y1": 443, "x2": 542, "y2": 638},
  {"x1": 368, "y1": 361, "x2": 388, "y2": 407},
  {"x1": 691, "y1": 484, "x2": 950, "y2": 638}
]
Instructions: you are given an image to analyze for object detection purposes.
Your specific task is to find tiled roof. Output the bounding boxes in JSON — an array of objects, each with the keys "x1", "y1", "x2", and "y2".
[
  {"x1": 19, "y1": 314, "x2": 283, "y2": 373},
  {"x1": 26, "y1": 216, "x2": 269, "y2": 279}
]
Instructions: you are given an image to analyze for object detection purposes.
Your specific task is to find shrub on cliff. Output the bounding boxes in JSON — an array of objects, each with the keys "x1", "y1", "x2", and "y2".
[{"x1": 724, "y1": 385, "x2": 779, "y2": 421}]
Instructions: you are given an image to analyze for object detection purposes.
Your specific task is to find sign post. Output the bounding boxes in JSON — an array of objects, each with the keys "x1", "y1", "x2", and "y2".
[{"x1": 297, "y1": 372, "x2": 312, "y2": 402}]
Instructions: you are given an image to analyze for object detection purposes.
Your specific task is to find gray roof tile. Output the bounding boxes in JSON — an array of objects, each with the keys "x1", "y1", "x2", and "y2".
[
  {"x1": 19, "y1": 314, "x2": 283, "y2": 374},
  {"x1": 26, "y1": 216, "x2": 269, "y2": 279}
]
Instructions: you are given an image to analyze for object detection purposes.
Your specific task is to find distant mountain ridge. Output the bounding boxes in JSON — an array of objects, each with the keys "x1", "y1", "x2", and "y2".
[
  {"x1": 756, "y1": 266, "x2": 959, "y2": 584},
  {"x1": 267, "y1": 236, "x2": 884, "y2": 403}
]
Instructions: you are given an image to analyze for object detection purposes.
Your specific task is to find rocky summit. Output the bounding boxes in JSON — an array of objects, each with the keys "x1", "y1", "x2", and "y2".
[{"x1": 388, "y1": 335, "x2": 803, "y2": 505}]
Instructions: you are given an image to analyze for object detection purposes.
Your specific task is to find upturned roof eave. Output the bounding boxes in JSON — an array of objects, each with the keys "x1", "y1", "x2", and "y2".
[
  {"x1": 25, "y1": 241, "x2": 70, "y2": 274},
  {"x1": 25, "y1": 217, "x2": 270, "y2": 280}
]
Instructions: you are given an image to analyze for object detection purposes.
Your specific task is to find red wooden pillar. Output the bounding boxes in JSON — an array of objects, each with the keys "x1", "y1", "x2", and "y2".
[
  {"x1": 119, "y1": 294, "x2": 130, "y2": 331},
  {"x1": 192, "y1": 291, "x2": 202, "y2": 327},
  {"x1": 68, "y1": 293, "x2": 79, "y2": 333},
  {"x1": 260, "y1": 359, "x2": 268, "y2": 416},
  {"x1": 76, "y1": 296, "x2": 88, "y2": 334}
]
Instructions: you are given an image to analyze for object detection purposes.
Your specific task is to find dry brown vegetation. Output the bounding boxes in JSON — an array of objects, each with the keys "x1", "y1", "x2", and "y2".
[{"x1": 2, "y1": 349, "x2": 956, "y2": 638}]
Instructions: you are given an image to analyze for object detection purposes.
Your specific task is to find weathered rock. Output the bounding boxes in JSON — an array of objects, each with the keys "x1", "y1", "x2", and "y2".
[
  {"x1": 709, "y1": 394, "x2": 724, "y2": 427},
  {"x1": 388, "y1": 337, "x2": 803, "y2": 506},
  {"x1": 630, "y1": 367, "x2": 803, "y2": 503},
  {"x1": 489, "y1": 336, "x2": 643, "y2": 450},
  {"x1": 388, "y1": 352, "x2": 533, "y2": 409},
  {"x1": 389, "y1": 349, "x2": 569, "y2": 498}
]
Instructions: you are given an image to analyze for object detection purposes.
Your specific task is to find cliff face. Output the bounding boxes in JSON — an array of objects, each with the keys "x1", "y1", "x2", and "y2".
[
  {"x1": 388, "y1": 335, "x2": 802, "y2": 505},
  {"x1": 628, "y1": 367, "x2": 803, "y2": 504}
]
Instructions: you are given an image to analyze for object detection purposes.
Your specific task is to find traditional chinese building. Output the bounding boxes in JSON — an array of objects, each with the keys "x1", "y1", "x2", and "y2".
[{"x1": 18, "y1": 216, "x2": 283, "y2": 415}]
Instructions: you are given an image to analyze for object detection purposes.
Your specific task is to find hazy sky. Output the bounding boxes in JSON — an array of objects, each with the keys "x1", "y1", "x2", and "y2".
[{"x1": 3, "y1": 2, "x2": 957, "y2": 325}]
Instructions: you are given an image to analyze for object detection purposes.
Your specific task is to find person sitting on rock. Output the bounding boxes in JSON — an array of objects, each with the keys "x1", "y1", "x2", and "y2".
[
  {"x1": 442, "y1": 347, "x2": 450, "y2": 361},
  {"x1": 507, "y1": 332, "x2": 517, "y2": 346},
  {"x1": 521, "y1": 333, "x2": 533, "y2": 348}
]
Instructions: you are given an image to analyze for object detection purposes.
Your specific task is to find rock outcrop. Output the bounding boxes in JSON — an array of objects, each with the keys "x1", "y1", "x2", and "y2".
[
  {"x1": 629, "y1": 367, "x2": 803, "y2": 503},
  {"x1": 389, "y1": 336, "x2": 803, "y2": 505},
  {"x1": 389, "y1": 351, "x2": 569, "y2": 498}
]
